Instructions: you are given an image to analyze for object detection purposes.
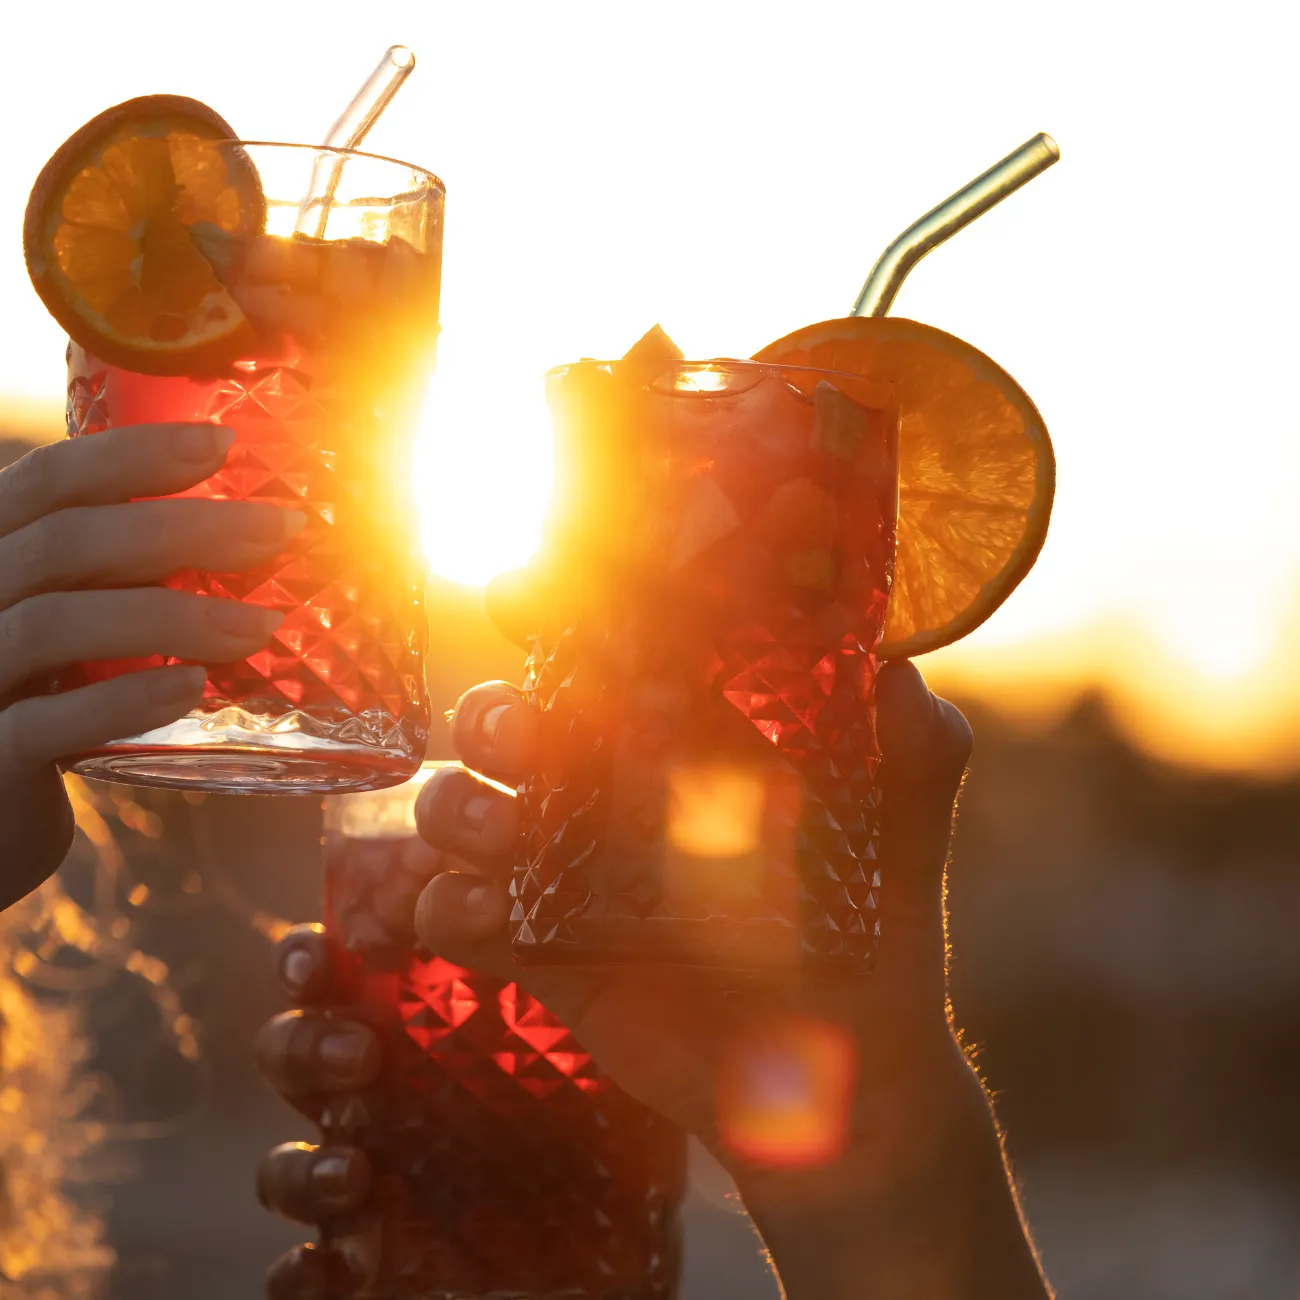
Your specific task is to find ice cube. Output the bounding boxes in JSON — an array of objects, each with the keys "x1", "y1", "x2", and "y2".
[
  {"x1": 811, "y1": 380, "x2": 870, "y2": 464},
  {"x1": 379, "y1": 234, "x2": 424, "y2": 301},
  {"x1": 667, "y1": 372, "x2": 810, "y2": 452},
  {"x1": 670, "y1": 476, "x2": 742, "y2": 570},
  {"x1": 755, "y1": 478, "x2": 838, "y2": 551},
  {"x1": 323, "y1": 239, "x2": 377, "y2": 303},
  {"x1": 622, "y1": 323, "x2": 685, "y2": 367},
  {"x1": 282, "y1": 234, "x2": 329, "y2": 290},
  {"x1": 783, "y1": 549, "x2": 837, "y2": 594},
  {"x1": 239, "y1": 233, "x2": 288, "y2": 285}
]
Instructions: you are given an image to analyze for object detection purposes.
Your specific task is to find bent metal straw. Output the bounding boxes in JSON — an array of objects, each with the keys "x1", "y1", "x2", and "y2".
[{"x1": 853, "y1": 132, "x2": 1059, "y2": 318}]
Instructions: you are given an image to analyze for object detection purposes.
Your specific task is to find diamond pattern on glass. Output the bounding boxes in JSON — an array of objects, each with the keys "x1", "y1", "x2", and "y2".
[
  {"x1": 60, "y1": 350, "x2": 428, "y2": 770},
  {"x1": 326, "y1": 845, "x2": 685, "y2": 1298},
  {"x1": 509, "y1": 362, "x2": 898, "y2": 973}
]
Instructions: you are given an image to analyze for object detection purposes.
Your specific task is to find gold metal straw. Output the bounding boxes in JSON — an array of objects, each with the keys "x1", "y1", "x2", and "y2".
[
  {"x1": 852, "y1": 132, "x2": 1059, "y2": 318},
  {"x1": 295, "y1": 45, "x2": 417, "y2": 238}
]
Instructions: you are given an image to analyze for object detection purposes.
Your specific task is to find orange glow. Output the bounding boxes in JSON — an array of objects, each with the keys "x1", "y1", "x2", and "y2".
[
  {"x1": 667, "y1": 764, "x2": 768, "y2": 858},
  {"x1": 0, "y1": 6, "x2": 1296, "y2": 774},
  {"x1": 411, "y1": 338, "x2": 553, "y2": 589},
  {"x1": 717, "y1": 1015, "x2": 856, "y2": 1169}
]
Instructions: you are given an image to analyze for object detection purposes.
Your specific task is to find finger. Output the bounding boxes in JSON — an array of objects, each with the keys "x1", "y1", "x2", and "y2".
[
  {"x1": 0, "y1": 665, "x2": 207, "y2": 775},
  {"x1": 413, "y1": 872, "x2": 515, "y2": 979},
  {"x1": 412, "y1": 870, "x2": 721, "y2": 1135},
  {"x1": 254, "y1": 1011, "x2": 380, "y2": 1102},
  {"x1": 413, "y1": 763, "x2": 521, "y2": 860},
  {"x1": 447, "y1": 682, "x2": 540, "y2": 780},
  {"x1": 876, "y1": 659, "x2": 972, "y2": 787},
  {"x1": 330, "y1": 842, "x2": 461, "y2": 953},
  {"x1": 0, "y1": 588, "x2": 285, "y2": 696},
  {"x1": 368, "y1": 839, "x2": 446, "y2": 938},
  {"x1": 275, "y1": 925, "x2": 332, "y2": 1005},
  {"x1": 484, "y1": 566, "x2": 544, "y2": 648},
  {"x1": 0, "y1": 768, "x2": 75, "y2": 910},
  {"x1": 265, "y1": 1242, "x2": 354, "y2": 1300},
  {"x1": 874, "y1": 659, "x2": 972, "y2": 915},
  {"x1": 0, "y1": 423, "x2": 239, "y2": 540},
  {"x1": 0, "y1": 498, "x2": 308, "y2": 609},
  {"x1": 257, "y1": 1142, "x2": 372, "y2": 1223}
]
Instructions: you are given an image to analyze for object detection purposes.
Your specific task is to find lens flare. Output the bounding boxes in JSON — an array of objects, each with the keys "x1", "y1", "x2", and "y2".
[{"x1": 717, "y1": 1014, "x2": 856, "y2": 1168}]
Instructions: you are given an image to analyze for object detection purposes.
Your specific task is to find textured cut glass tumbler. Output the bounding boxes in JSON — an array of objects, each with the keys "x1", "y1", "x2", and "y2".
[
  {"x1": 512, "y1": 360, "x2": 899, "y2": 974},
  {"x1": 59, "y1": 142, "x2": 444, "y2": 794},
  {"x1": 323, "y1": 768, "x2": 686, "y2": 1299}
]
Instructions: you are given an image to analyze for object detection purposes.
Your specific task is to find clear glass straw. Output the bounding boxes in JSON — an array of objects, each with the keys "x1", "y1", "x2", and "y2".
[{"x1": 295, "y1": 45, "x2": 417, "y2": 238}]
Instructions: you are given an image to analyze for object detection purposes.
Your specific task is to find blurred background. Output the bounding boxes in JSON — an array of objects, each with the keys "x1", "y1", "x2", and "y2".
[{"x1": 2, "y1": 0, "x2": 1299, "y2": 1297}]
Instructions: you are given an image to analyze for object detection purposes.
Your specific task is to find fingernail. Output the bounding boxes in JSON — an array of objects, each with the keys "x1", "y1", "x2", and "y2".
[
  {"x1": 209, "y1": 601, "x2": 286, "y2": 640},
  {"x1": 148, "y1": 665, "x2": 206, "y2": 704},
  {"x1": 311, "y1": 1152, "x2": 364, "y2": 1203},
  {"x1": 317, "y1": 1026, "x2": 375, "y2": 1086},
  {"x1": 240, "y1": 507, "x2": 309, "y2": 545},
  {"x1": 459, "y1": 794, "x2": 493, "y2": 834},
  {"x1": 279, "y1": 946, "x2": 318, "y2": 996},
  {"x1": 462, "y1": 880, "x2": 492, "y2": 914},
  {"x1": 172, "y1": 424, "x2": 235, "y2": 462},
  {"x1": 477, "y1": 702, "x2": 513, "y2": 745}
]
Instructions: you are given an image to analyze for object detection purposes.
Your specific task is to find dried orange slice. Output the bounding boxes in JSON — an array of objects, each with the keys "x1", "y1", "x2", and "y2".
[
  {"x1": 24, "y1": 95, "x2": 263, "y2": 375},
  {"x1": 756, "y1": 317, "x2": 1054, "y2": 658}
]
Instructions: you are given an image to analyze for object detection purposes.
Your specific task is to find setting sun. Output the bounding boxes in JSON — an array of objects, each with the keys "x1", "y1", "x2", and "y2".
[
  {"x1": 0, "y1": 1, "x2": 1297, "y2": 773},
  {"x1": 412, "y1": 338, "x2": 553, "y2": 588}
]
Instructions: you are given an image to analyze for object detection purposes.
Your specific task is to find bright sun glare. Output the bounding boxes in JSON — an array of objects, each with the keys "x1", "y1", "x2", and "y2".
[
  {"x1": 1, "y1": 0, "x2": 1297, "y2": 770},
  {"x1": 412, "y1": 350, "x2": 554, "y2": 588}
]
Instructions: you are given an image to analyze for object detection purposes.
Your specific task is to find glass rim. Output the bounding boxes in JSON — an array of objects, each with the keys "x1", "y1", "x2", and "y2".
[
  {"x1": 218, "y1": 139, "x2": 446, "y2": 198},
  {"x1": 545, "y1": 356, "x2": 891, "y2": 387}
]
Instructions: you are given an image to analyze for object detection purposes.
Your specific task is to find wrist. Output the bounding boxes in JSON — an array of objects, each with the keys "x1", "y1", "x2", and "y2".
[{"x1": 733, "y1": 1041, "x2": 1050, "y2": 1300}]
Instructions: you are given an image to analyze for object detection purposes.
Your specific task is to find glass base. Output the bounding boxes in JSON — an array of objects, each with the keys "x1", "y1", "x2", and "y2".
[{"x1": 67, "y1": 706, "x2": 424, "y2": 795}]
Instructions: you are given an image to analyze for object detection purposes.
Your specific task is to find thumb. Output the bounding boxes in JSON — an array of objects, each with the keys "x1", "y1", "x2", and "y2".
[{"x1": 875, "y1": 659, "x2": 972, "y2": 936}]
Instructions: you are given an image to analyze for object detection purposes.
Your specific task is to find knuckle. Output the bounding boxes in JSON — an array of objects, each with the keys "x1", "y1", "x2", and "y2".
[
  {"x1": 20, "y1": 510, "x2": 84, "y2": 588},
  {"x1": 5, "y1": 594, "x2": 66, "y2": 672},
  {"x1": 116, "y1": 584, "x2": 181, "y2": 630},
  {"x1": 0, "y1": 598, "x2": 41, "y2": 672},
  {"x1": 8, "y1": 442, "x2": 60, "y2": 508}
]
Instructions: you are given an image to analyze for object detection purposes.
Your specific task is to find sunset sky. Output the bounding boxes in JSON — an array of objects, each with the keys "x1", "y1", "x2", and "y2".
[{"x1": 2, "y1": 0, "x2": 1296, "y2": 771}]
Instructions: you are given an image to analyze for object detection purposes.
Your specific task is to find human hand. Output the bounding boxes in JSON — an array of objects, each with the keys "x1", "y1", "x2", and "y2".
[
  {"x1": 254, "y1": 923, "x2": 382, "y2": 1299},
  {"x1": 0, "y1": 423, "x2": 306, "y2": 904},
  {"x1": 402, "y1": 568, "x2": 1050, "y2": 1298},
  {"x1": 254, "y1": 614, "x2": 1050, "y2": 1297}
]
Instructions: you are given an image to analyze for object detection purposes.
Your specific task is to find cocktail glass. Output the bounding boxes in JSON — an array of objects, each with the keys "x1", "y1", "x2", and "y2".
[
  {"x1": 512, "y1": 359, "x2": 899, "y2": 973},
  {"x1": 323, "y1": 766, "x2": 686, "y2": 1297},
  {"x1": 59, "y1": 141, "x2": 443, "y2": 794}
]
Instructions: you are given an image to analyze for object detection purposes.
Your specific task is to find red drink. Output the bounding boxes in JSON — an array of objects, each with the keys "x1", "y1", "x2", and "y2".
[
  {"x1": 323, "y1": 773, "x2": 686, "y2": 1298},
  {"x1": 55, "y1": 142, "x2": 444, "y2": 794},
  {"x1": 512, "y1": 359, "x2": 899, "y2": 973}
]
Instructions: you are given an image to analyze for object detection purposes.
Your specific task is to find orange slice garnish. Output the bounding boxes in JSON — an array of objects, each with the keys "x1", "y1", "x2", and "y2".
[
  {"x1": 756, "y1": 317, "x2": 1054, "y2": 659},
  {"x1": 24, "y1": 95, "x2": 263, "y2": 375}
]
